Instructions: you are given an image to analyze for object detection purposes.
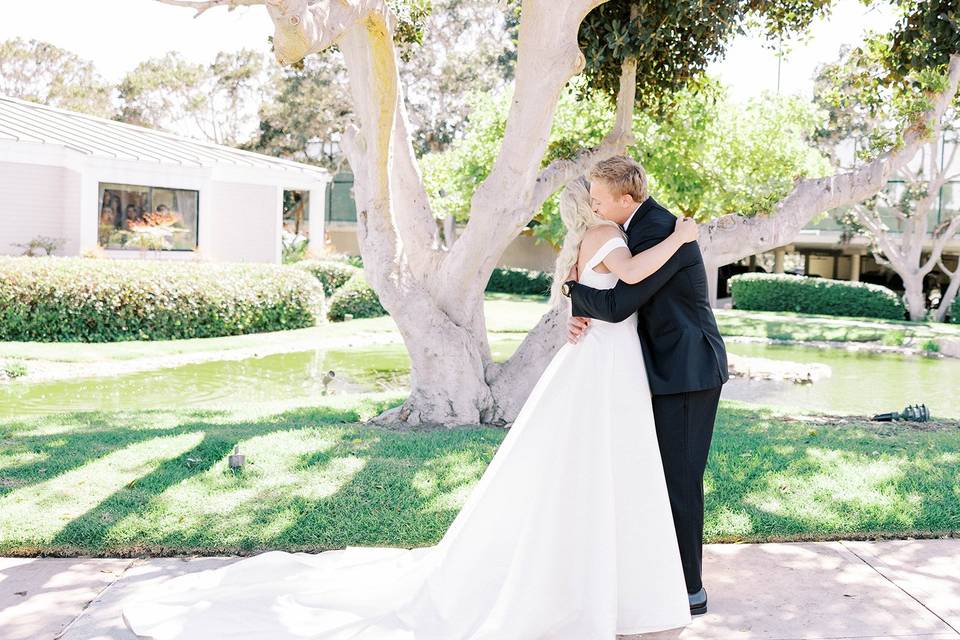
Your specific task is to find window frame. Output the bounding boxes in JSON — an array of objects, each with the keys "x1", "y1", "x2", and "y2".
[{"x1": 97, "y1": 181, "x2": 201, "y2": 252}]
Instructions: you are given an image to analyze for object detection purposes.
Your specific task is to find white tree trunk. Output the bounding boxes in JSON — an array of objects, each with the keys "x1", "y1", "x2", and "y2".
[{"x1": 903, "y1": 276, "x2": 929, "y2": 321}]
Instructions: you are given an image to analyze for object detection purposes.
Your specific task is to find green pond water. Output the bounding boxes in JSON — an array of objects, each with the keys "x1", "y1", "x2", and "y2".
[
  {"x1": 722, "y1": 342, "x2": 960, "y2": 419},
  {"x1": 1, "y1": 338, "x2": 958, "y2": 420},
  {"x1": 0, "y1": 338, "x2": 524, "y2": 419}
]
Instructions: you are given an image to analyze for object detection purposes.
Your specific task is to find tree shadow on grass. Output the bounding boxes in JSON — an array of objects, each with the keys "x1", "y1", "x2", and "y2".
[
  {"x1": 0, "y1": 405, "x2": 368, "y2": 498},
  {"x1": 5, "y1": 400, "x2": 956, "y2": 556},
  {"x1": 704, "y1": 405, "x2": 960, "y2": 542},
  {"x1": 0, "y1": 403, "x2": 399, "y2": 555},
  {"x1": 0, "y1": 396, "x2": 507, "y2": 556}
]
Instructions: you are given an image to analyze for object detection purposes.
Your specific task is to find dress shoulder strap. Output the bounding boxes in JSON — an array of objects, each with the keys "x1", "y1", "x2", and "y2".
[{"x1": 585, "y1": 235, "x2": 628, "y2": 271}]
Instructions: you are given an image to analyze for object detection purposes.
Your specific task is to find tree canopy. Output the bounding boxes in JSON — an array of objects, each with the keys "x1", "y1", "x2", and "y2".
[
  {"x1": 422, "y1": 76, "x2": 832, "y2": 246},
  {"x1": 0, "y1": 37, "x2": 113, "y2": 118}
]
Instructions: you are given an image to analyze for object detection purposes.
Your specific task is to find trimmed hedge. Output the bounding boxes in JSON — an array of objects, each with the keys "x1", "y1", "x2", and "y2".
[
  {"x1": 951, "y1": 295, "x2": 960, "y2": 324},
  {"x1": 730, "y1": 273, "x2": 906, "y2": 320},
  {"x1": 327, "y1": 272, "x2": 387, "y2": 322},
  {"x1": 295, "y1": 259, "x2": 361, "y2": 296},
  {"x1": 0, "y1": 256, "x2": 325, "y2": 342},
  {"x1": 485, "y1": 267, "x2": 551, "y2": 296}
]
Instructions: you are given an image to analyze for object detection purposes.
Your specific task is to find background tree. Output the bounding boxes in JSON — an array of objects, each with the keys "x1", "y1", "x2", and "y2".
[
  {"x1": 398, "y1": 0, "x2": 517, "y2": 155},
  {"x1": 158, "y1": 0, "x2": 959, "y2": 427},
  {"x1": 244, "y1": 50, "x2": 353, "y2": 171},
  {"x1": 937, "y1": 250, "x2": 960, "y2": 322},
  {"x1": 246, "y1": 0, "x2": 515, "y2": 171},
  {"x1": 0, "y1": 38, "x2": 113, "y2": 118},
  {"x1": 852, "y1": 142, "x2": 960, "y2": 321},
  {"x1": 813, "y1": 35, "x2": 960, "y2": 321},
  {"x1": 117, "y1": 50, "x2": 267, "y2": 145}
]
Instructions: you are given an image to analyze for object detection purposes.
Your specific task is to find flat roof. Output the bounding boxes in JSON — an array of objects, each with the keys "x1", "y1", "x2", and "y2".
[{"x1": 0, "y1": 95, "x2": 330, "y2": 180}]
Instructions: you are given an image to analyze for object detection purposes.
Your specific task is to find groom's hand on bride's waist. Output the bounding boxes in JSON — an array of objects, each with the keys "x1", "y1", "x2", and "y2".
[{"x1": 567, "y1": 316, "x2": 591, "y2": 344}]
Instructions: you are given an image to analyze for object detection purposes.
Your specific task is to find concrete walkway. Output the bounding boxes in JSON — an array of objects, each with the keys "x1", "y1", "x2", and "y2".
[{"x1": 1, "y1": 539, "x2": 957, "y2": 640}]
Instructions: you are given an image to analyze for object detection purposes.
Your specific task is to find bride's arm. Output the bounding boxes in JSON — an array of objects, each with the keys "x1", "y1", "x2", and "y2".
[{"x1": 602, "y1": 217, "x2": 698, "y2": 284}]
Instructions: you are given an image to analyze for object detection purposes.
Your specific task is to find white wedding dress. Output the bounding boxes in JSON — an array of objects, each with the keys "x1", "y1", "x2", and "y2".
[{"x1": 121, "y1": 236, "x2": 692, "y2": 639}]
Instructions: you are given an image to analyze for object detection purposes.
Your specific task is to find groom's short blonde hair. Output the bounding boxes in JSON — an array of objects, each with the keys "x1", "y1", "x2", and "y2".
[{"x1": 589, "y1": 156, "x2": 649, "y2": 203}]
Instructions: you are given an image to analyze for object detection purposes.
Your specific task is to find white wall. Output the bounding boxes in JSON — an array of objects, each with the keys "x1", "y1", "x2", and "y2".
[
  {"x1": 207, "y1": 180, "x2": 282, "y2": 263},
  {"x1": 1, "y1": 141, "x2": 328, "y2": 264},
  {"x1": 0, "y1": 161, "x2": 80, "y2": 256}
]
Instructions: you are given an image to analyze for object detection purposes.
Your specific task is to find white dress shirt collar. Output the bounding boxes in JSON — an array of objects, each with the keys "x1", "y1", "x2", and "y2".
[{"x1": 621, "y1": 203, "x2": 642, "y2": 232}]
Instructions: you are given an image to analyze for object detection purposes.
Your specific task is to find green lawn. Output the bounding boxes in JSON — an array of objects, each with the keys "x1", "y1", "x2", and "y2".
[
  {"x1": 715, "y1": 308, "x2": 960, "y2": 344},
  {"x1": 0, "y1": 395, "x2": 956, "y2": 557}
]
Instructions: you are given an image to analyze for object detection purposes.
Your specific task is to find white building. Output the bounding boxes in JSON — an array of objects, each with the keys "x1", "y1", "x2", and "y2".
[{"x1": 0, "y1": 95, "x2": 330, "y2": 263}]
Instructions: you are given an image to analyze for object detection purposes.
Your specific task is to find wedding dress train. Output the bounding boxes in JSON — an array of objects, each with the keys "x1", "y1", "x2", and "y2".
[{"x1": 121, "y1": 236, "x2": 692, "y2": 639}]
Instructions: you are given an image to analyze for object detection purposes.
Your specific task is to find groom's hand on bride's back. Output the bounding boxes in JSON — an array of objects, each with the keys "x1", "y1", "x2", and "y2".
[{"x1": 567, "y1": 316, "x2": 591, "y2": 343}]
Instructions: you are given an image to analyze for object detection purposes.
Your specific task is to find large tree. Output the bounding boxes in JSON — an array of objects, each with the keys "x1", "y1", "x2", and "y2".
[
  {"x1": 845, "y1": 135, "x2": 960, "y2": 321},
  {"x1": 812, "y1": 35, "x2": 960, "y2": 321},
  {"x1": 158, "y1": 0, "x2": 960, "y2": 427}
]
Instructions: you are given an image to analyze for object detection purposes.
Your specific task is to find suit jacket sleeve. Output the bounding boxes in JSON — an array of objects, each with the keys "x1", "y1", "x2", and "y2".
[{"x1": 571, "y1": 224, "x2": 691, "y2": 323}]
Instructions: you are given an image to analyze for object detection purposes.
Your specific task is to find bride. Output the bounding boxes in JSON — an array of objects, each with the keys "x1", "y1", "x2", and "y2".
[{"x1": 121, "y1": 176, "x2": 699, "y2": 640}]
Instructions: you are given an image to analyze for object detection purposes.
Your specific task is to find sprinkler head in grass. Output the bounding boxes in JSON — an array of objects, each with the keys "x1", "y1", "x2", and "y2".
[
  {"x1": 901, "y1": 403, "x2": 930, "y2": 422},
  {"x1": 871, "y1": 403, "x2": 930, "y2": 422},
  {"x1": 228, "y1": 445, "x2": 245, "y2": 470},
  {"x1": 322, "y1": 370, "x2": 336, "y2": 395}
]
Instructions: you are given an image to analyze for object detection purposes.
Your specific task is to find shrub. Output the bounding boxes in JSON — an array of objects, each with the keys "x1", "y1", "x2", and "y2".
[
  {"x1": 485, "y1": 267, "x2": 552, "y2": 296},
  {"x1": 951, "y1": 296, "x2": 960, "y2": 324},
  {"x1": 327, "y1": 272, "x2": 387, "y2": 321},
  {"x1": 0, "y1": 256, "x2": 325, "y2": 342},
  {"x1": 295, "y1": 259, "x2": 361, "y2": 296},
  {"x1": 1, "y1": 361, "x2": 27, "y2": 378},
  {"x1": 729, "y1": 273, "x2": 906, "y2": 320}
]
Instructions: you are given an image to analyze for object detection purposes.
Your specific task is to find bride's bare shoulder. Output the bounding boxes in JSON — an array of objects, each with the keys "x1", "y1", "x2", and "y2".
[{"x1": 581, "y1": 225, "x2": 622, "y2": 250}]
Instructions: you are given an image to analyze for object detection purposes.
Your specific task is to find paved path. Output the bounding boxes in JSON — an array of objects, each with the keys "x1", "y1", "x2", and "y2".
[{"x1": 1, "y1": 539, "x2": 957, "y2": 639}]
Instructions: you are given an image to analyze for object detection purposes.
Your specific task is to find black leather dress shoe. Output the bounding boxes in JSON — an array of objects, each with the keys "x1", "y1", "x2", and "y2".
[{"x1": 688, "y1": 586, "x2": 707, "y2": 615}]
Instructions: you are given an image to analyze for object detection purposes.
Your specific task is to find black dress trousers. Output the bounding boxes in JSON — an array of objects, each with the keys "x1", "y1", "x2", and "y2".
[{"x1": 651, "y1": 384, "x2": 723, "y2": 594}]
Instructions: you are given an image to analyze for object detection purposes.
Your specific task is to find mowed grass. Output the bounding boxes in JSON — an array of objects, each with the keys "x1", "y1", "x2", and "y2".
[
  {"x1": 715, "y1": 308, "x2": 960, "y2": 344},
  {"x1": 0, "y1": 396, "x2": 956, "y2": 557}
]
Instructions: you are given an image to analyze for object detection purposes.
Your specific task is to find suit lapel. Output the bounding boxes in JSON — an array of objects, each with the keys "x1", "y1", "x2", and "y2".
[{"x1": 626, "y1": 196, "x2": 657, "y2": 237}]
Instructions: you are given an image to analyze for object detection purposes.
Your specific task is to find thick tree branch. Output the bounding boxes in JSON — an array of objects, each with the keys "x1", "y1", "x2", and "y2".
[
  {"x1": 923, "y1": 215, "x2": 960, "y2": 273},
  {"x1": 437, "y1": 0, "x2": 610, "y2": 320},
  {"x1": 485, "y1": 303, "x2": 568, "y2": 425},
  {"x1": 700, "y1": 54, "x2": 960, "y2": 268},
  {"x1": 856, "y1": 206, "x2": 905, "y2": 264},
  {"x1": 155, "y1": 0, "x2": 265, "y2": 17},
  {"x1": 530, "y1": 57, "x2": 637, "y2": 209}
]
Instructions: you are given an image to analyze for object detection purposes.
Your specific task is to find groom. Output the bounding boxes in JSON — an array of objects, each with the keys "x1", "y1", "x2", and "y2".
[{"x1": 560, "y1": 156, "x2": 728, "y2": 616}]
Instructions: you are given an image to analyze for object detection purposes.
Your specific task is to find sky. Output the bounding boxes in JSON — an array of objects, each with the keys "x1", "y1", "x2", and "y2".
[{"x1": 0, "y1": 0, "x2": 899, "y2": 103}]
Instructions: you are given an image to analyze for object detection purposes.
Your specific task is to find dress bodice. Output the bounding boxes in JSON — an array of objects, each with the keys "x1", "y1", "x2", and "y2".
[{"x1": 577, "y1": 235, "x2": 638, "y2": 329}]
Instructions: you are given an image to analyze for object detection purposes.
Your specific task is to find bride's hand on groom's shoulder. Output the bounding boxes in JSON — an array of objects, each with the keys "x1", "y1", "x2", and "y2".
[
  {"x1": 567, "y1": 316, "x2": 591, "y2": 344},
  {"x1": 675, "y1": 216, "x2": 699, "y2": 243}
]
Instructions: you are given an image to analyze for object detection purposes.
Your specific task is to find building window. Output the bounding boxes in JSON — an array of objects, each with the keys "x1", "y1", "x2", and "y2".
[{"x1": 98, "y1": 182, "x2": 199, "y2": 251}]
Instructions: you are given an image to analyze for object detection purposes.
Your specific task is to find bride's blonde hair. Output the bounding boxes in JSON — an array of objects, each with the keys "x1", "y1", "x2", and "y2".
[{"x1": 549, "y1": 176, "x2": 627, "y2": 306}]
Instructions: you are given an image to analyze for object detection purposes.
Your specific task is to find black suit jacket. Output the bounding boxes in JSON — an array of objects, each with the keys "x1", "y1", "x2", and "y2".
[{"x1": 570, "y1": 196, "x2": 729, "y2": 396}]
